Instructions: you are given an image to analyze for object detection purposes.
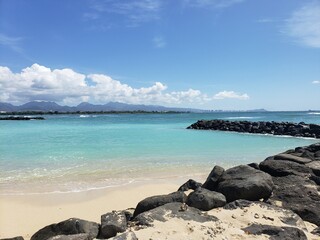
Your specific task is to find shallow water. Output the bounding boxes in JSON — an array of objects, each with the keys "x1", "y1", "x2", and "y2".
[{"x1": 1, "y1": 111, "x2": 319, "y2": 194}]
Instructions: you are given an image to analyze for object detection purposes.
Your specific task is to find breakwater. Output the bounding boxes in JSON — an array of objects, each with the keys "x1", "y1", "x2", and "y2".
[{"x1": 187, "y1": 119, "x2": 320, "y2": 138}]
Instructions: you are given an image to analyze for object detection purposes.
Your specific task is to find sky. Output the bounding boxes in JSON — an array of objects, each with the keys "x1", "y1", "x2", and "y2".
[{"x1": 0, "y1": 0, "x2": 319, "y2": 110}]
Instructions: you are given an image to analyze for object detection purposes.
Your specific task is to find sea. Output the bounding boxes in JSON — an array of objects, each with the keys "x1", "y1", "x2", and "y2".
[{"x1": 1, "y1": 111, "x2": 319, "y2": 195}]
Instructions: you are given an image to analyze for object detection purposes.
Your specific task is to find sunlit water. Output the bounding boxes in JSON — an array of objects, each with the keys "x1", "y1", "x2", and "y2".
[{"x1": 1, "y1": 111, "x2": 319, "y2": 194}]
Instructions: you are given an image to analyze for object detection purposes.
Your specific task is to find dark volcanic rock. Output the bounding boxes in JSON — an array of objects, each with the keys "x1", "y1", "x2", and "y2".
[
  {"x1": 98, "y1": 211, "x2": 127, "y2": 239},
  {"x1": 274, "y1": 153, "x2": 312, "y2": 164},
  {"x1": 30, "y1": 218, "x2": 99, "y2": 240},
  {"x1": 202, "y1": 165, "x2": 224, "y2": 191},
  {"x1": 0, "y1": 116, "x2": 45, "y2": 120},
  {"x1": 259, "y1": 159, "x2": 313, "y2": 177},
  {"x1": 133, "y1": 191, "x2": 187, "y2": 218},
  {"x1": 186, "y1": 188, "x2": 226, "y2": 211},
  {"x1": 242, "y1": 224, "x2": 307, "y2": 240},
  {"x1": 0, "y1": 237, "x2": 24, "y2": 240},
  {"x1": 178, "y1": 179, "x2": 202, "y2": 192},
  {"x1": 268, "y1": 175, "x2": 320, "y2": 226},
  {"x1": 134, "y1": 202, "x2": 218, "y2": 227},
  {"x1": 223, "y1": 199, "x2": 253, "y2": 210},
  {"x1": 216, "y1": 165, "x2": 274, "y2": 202},
  {"x1": 187, "y1": 120, "x2": 320, "y2": 138},
  {"x1": 306, "y1": 161, "x2": 320, "y2": 176}
]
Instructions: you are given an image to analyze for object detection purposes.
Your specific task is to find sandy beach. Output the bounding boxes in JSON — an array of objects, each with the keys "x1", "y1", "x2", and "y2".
[{"x1": 0, "y1": 181, "x2": 181, "y2": 239}]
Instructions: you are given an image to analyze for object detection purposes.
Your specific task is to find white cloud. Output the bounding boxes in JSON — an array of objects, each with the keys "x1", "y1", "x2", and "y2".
[
  {"x1": 312, "y1": 80, "x2": 320, "y2": 84},
  {"x1": 0, "y1": 64, "x2": 216, "y2": 106},
  {"x1": 213, "y1": 90, "x2": 249, "y2": 100},
  {"x1": 283, "y1": 1, "x2": 320, "y2": 48}
]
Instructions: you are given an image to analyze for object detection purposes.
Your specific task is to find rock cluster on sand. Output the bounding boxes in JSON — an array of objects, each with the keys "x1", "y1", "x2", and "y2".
[
  {"x1": 187, "y1": 119, "x2": 320, "y2": 138},
  {"x1": 2, "y1": 143, "x2": 320, "y2": 240}
]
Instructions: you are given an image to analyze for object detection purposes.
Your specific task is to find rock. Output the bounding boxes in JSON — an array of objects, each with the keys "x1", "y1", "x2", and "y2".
[
  {"x1": 187, "y1": 120, "x2": 320, "y2": 138},
  {"x1": 202, "y1": 165, "x2": 224, "y2": 191},
  {"x1": 98, "y1": 211, "x2": 127, "y2": 239},
  {"x1": 108, "y1": 232, "x2": 138, "y2": 240},
  {"x1": 0, "y1": 237, "x2": 24, "y2": 240},
  {"x1": 216, "y1": 165, "x2": 274, "y2": 202},
  {"x1": 309, "y1": 175, "x2": 320, "y2": 185},
  {"x1": 247, "y1": 162, "x2": 260, "y2": 170},
  {"x1": 259, "y1": 159, "x2": 313, "y2": 177},
  {"x1": 47, "y1": 234, "x2": 90, "y2": 240},
  {"x1": 306, "y1": 161, "x2": 320, "y2": 176},
  {"x1": 186, "y1": 188, "x2": 226, "y2": 211},
  {"x1": 268, "y1": 175, "x2": 320, "y2": 226},
  {"x1": 30, "y1": 218, "x2": 99, "y2": 240},
  {"x1": 134, "y1": 202, "x2": 218, "y2": 227},
  {"x1": 178, "y1": 179, "x2": 202, "y2": 191},
  {"x1": 223, "y1": 199, "x2": 253, "y2": 210},
  {"x1": 311, "y1": 227, "x2": 320, "y2": 236},
  {"x1": 274, "y1": 153, "x2": 312, "y2": 164},
  {"x1": 133, "y1": 191, "x2": 187, "y2": 218},
  {"x1": 242, "y1": 224, "x2": 307, "y2": 240}
]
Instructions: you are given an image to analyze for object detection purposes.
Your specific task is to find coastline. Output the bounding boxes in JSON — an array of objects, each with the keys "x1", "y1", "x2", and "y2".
[{"x1": 0, "y1": 180, "x2": 184, "y2": 239}]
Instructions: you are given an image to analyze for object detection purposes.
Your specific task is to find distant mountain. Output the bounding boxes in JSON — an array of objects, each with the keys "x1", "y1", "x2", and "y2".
[{"x1": 0, "y1": 101, "x2": 206, "y2": 113}]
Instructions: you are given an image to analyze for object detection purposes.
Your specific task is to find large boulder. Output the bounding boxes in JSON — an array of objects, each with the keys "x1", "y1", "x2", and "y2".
[
  {"x1": 259, "y1": 159, "x2": 313, "y2": 177},
  {"x1": 202, "y1": 165, "x2": 224, "y2": 191},
  {"x1": 268, "y1": 175, "x2": 320, "y2": 226},
  {"x1": 216, "y1": 165, "x2": 274, "y2": 202},
  {"x1": 30, "y1": 218, "x2": 99, "y2": 240},
  {"x1": 133, "y1": 191, "x2": 187, "y2": 218},
  {"x1": 98, "y1": 211, "x2": 127, "y2": 239},
  {"x1": 242, "y1": 224, "x2": 307, "y2": 240},
  {"x1": 134, "y1": 202, "x2": 218, "y2": 227},
  {"x1": 274, "y1": 153, "x2": 312, "y2": 164},
  {"x1": 186, "y1": 188, "x2": 226, "y2": 211}
]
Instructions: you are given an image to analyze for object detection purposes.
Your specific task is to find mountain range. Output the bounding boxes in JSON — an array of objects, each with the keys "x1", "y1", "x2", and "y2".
[{"x1": 0, "y1": 101, "x2": 207, "y2": 113}]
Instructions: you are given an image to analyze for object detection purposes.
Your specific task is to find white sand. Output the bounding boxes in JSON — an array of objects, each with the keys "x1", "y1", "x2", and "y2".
[{"x1": 0, "y1": 182, "x2": 178, "y2": 239}]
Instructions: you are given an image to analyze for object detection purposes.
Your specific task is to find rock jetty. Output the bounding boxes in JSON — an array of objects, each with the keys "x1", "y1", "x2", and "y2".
[
  {"x1": 0, "y1": 116, "x2": 45, "y2": 120},
  {"x1": 2, "y1": 142, "x2": 320, "y2": 240},
  {"x1": 187, "y1": 119, "x2": 320, "y2": 138}
]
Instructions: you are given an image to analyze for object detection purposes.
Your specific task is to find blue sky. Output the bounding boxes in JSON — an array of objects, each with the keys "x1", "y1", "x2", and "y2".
[{"x1": 0, "y1": 0, "x2": 319, "y2": 110}]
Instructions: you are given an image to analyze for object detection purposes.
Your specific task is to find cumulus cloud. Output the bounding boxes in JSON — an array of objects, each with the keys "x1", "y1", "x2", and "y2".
[
  {"x1": 283, "y1": 1, "x2": 320, "y2": 48},
  {"x1": 213, "y1": 91, "x2": 249, "y2": 100},
  {"x1": 312, "y1": 80, "x2": 320, "y2": 84},
  {"x1": 0, "y1": 64, "x2": 252, "y2": 106},
  {"x1": 0, "y1": 64, "x2": 218, "y2": 106}
]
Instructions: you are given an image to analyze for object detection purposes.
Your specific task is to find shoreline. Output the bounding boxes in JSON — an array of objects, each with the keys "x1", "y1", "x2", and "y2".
[{"x1": 0, "y1": 180, "x2": 185, "y2": 239}]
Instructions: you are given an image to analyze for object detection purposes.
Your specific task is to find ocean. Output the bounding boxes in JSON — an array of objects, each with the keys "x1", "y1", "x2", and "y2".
[{"x1": 1, "y1": 111, "x2": 319, "y2": 194}]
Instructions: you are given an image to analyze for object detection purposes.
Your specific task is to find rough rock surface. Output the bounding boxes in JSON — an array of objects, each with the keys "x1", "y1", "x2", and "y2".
[
  {"x1": 267, "y1": 175, "x2": 320, "y2": 226},
  {"x1": 30, "y1": 218, "x2": 99, "y2": 240},
  {"x1": 134, "y1": 202, "x2": 218, "y2": 227},
  {"x1": 177, "y1": 179, "x2": 202, "y2": 192},
  {"x1": 201, "y1": 165, "x2": 224, "y2": 191},
  {"x1": 133, "y1": 191, "x2": 187, "y2": 217},
  {"x1": 186, "y1": 188, "x2": 226, "y2": 211},
  {"x1": 98, "y1": 211, "x2": 127, "y2": 239},
  {"x1": 242, "y1": 224, "x2": 308, "y2": 240},
  {"x1": 217, "y1": 165, "x2": 274, "y2": 202}
]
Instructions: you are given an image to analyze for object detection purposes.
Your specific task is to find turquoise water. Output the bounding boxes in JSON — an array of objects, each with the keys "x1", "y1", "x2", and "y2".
[{"x1": 1, "y1": 112, "x2": 319, "y2": 194}]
